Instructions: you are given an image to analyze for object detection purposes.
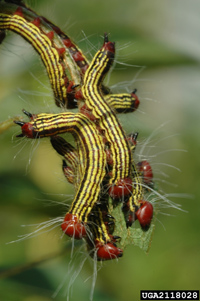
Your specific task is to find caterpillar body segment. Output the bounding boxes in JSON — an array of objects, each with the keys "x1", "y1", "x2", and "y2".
[
  {"x1": 50, "y1": 136, "x2": 78, "y2": 185},
  {"x1": 0, "y1": 3, "x2": 69, "y2": 107},
  {"x1": 50, "y1": 136, "x2": 78, "y2": 170},
  {"x1": 50, "y1": 135, "x2": 85, "y2": 189},
  {"x1": 62, "y1": 161, "x2": 75, "y2": 185},
  {"x1": 37, "y1": 16, "x2": 89, "y2": 77},
  {"x1": 87, "y1": 205, "x2": 123, "y2": 260},
  {"x1": 105, "y1": 89, "x2": 140, "y2": 113},
  {"x1": 49, "y1": 130, "x2": 123, "y2": 256}
]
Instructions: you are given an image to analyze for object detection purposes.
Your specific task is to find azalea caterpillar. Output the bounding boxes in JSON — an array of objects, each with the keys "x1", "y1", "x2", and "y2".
[
  {"x1": 0, "y1": 0, "x2": 155, "y2": 261},
  {"x1": 0, "y1": 0, "x2": 102, "y2": 108}
]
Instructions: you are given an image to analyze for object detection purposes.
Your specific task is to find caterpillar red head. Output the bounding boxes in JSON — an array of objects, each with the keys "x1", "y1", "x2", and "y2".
[
  {"x1": 131, "y1": 89, "x2": 140, "y2": 111},
  {"x1": 61, "y1": 213, "x2": 87, "y2": 239},
  {"x1": 137, "y1": 160, "x2": 154, "y2": 187},
  {"x1": 95, "y1": 240, "x2": 123, "y2": 261},
  {"x1": 108, "y1": 177, "x2": 132, "y2": 201},
  {"x1": 14, "y1": 110, "x2": 37, "y2": 138},
  {"x1": 135, "y1": 200, "x2": 154, "y2": 231}
]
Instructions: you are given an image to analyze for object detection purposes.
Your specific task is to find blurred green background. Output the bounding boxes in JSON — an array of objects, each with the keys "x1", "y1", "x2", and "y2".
[{"x1": 0, "y1": 0, "x2": 199, "y2": 300}]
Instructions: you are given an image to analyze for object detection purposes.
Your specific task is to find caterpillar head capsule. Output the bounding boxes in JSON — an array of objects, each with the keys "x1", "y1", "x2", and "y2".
[
  {"x1": 109, "y1": 177, "x2": 132, "y2": 200},
  {"x1": 137, "y1": 160, "x2": 153, "y2": 186},
  {"x1": 80, "y1": 103, "x2": 96, "y2": 121},
  {"x1": 14, "y1": 110, "x2": 37, "y2": 138},
  {"x1": 14, "y1": 120, "x2": 35, "y2": 138},
  {"x1": 95, "y1": 241, "x2": 123, "y2": 261},
  {"x1": 135, "y1": 200, "x2": 153, "y2": 231},
  {"x1": 61, "y1": 213, "x2": 87, "y2": 239},
  {"x1": 131, "y1": 89, "x2": 140, "y2": 111},
  {"x1": 102, "y1": 33, "x2": 115, "y2": 54}
]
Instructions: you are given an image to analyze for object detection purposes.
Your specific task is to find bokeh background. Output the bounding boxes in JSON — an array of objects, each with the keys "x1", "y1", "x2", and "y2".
[{"x1": 0, "y1": 0, "x2": 199, "y2": 300}]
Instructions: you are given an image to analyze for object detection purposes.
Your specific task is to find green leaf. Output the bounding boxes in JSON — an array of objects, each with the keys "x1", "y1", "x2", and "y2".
[{"x1": 111, "y1": 203, "x2": 155, "y2": 253}]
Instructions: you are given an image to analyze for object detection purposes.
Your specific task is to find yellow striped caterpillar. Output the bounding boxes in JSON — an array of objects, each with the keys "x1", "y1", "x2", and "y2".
[
  {"x1": 0, "y1": 0, "x2": 87, "y2": 108},
  {"x1": 1, "y1": 0, "x2": 155, "y2": 260},
  {"x1": 50, "y1": 135, "x2": 123, "y2": 259},
  {"x1": 16, "y1": 110, "x2": 106, "y2": 218}
]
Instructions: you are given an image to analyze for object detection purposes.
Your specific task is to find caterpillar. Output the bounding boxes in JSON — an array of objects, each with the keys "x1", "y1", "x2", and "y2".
[
  {"x1": 0, "y1": 0, "x2": 85, "y2": 108},
  {"x1": 81, "y1": 35, "x2": 140, "y2": 185},
  {"x1": 15, "y1": 110, "x2": 108, "y2": 238},
  {"x1": 1, "y1": 0, "x2": 155, "y2": 260},
  {"x1": 121, "y1": 132, "x2": 154, "y2": 228}
]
